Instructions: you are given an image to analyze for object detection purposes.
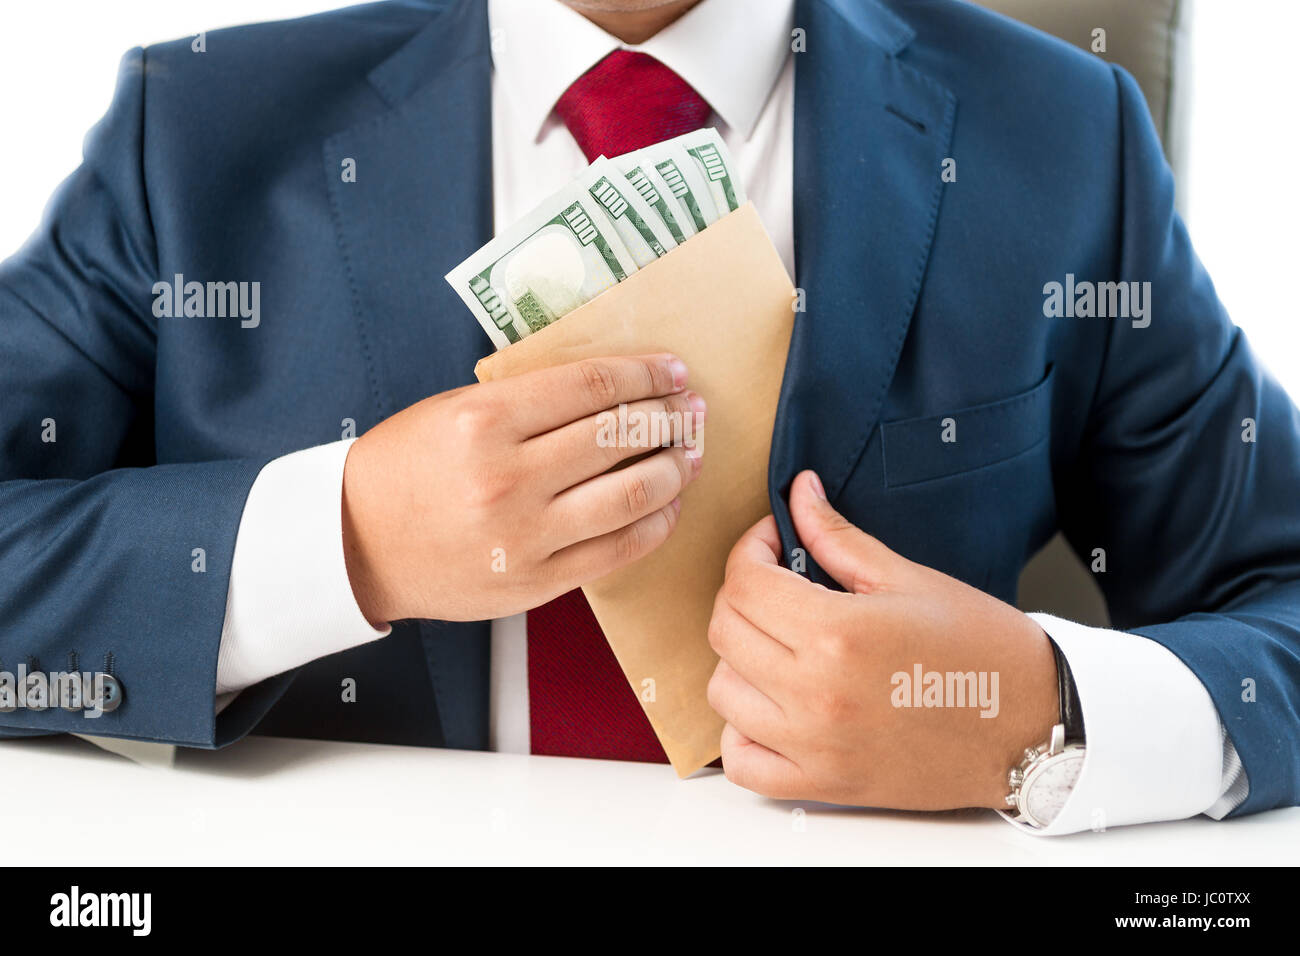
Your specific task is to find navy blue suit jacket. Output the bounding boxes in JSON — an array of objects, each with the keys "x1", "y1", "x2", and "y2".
[{"x1": 2, "y1": 0, "x2": 1298, "y2": 817}]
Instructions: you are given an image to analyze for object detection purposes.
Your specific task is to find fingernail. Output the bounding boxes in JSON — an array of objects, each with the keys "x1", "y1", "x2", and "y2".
[
  {"x1": 807, "y1": 471, "x2": 826, "y2": 500},
  {"x1": 685, "y1": 390, "x2": 707, "y2": 422},
  {"x1": 671, "y1": 497, "x2": 682, "y2": 514},
  {"x1": 667, "y1": 357, "x2": 688, "y2": 391},
  {"x1": 686, "y1": 446, "x2": 704, "y2": 472}
]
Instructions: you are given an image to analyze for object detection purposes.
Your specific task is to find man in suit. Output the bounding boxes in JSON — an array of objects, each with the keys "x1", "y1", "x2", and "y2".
[{"x1": 1, "y1": 0, "x2": 1297, "y2": 834}]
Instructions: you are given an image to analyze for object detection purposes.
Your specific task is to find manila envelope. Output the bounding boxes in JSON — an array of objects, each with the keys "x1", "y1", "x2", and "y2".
[{"x1": 475, "y1": 203, "x2": 795, "y2": 776}]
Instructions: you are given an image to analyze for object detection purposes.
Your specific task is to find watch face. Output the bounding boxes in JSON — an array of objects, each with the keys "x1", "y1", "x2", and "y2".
[{"x1": 1022, "y1": 751, "x2": 1085, "y2": 827}]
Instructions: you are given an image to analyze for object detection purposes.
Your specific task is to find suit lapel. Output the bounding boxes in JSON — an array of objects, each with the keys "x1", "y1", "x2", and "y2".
[
  {"x1": 771, "y1": 0, "x2": 956, "y2": 572},
  {"x1": 322, "y1": 0, "x2": 495, "y2": 425},
  {"x1": 321, "y1": 0, "x2": 494, "y2": 749}
]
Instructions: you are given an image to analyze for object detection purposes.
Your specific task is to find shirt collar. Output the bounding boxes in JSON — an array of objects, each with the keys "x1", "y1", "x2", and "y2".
[{"x1": 488, "y1": 0, "x2": 795, "y2": 143}]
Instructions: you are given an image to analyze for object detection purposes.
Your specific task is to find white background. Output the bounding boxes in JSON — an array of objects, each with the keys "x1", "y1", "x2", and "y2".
[{"x1": 1, "y1": 0, "x2": 1297, "y2": 397}]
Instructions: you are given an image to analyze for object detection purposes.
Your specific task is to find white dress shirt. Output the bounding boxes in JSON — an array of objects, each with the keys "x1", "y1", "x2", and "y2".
[{"x1": 205, "y1": 0, "x2": 1246, "y2": 833}]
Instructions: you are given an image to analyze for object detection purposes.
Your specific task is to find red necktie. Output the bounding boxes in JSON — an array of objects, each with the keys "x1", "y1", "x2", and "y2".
[
  {"x1": 554, "y1": 49, "x2": 713, "y2": 162},
  {"x1": 527, "y1": 52, "x2": 711, "y2": 761}
]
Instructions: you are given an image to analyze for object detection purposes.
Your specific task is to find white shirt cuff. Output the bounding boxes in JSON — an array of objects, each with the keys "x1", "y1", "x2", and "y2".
[
  {"x1": 215, "y1": 439, "x2": 390, "y2": 695},
  {"x1": 1000, "y1": 613, "x2": 1247, "y2": 835}
]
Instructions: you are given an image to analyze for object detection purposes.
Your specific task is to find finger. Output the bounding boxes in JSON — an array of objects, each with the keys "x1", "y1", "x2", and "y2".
[
  {"x1": 720, "y1": 723, "x2": 807, "y2": 800},
  {"x1": 788, "y1": 469, "x2": 902, "y2": 594},
  {"x1": 548, "y1": 497, "x2": 681, "y2": 583},
  {"x1": 707, "y1": 593, "x2": 795, "y2": 700},
  {"x1": 724, "y1": 564, "x2": 867, "y2": 657},
  {"x1": 721, "y1": 517, "x2": 827, "y2": 654},
  {"x1": 495, "y1": 353, "x2": 687, "y2": 438},
  {"x1": 706, "y1": 659, "x2": 788, "y2": 749},
  {"x1": 722, "y1": 514, "x2": 812, "y2": 653},
  {"x1": 724, "y1": 514, "x2": 783, "y2": 580},
  {"x1": 536, "y1": 390, "x2": 706, "y2": 489},
  {"x1": 547, "y1": 444, "x2": 700, "y2": 547}
]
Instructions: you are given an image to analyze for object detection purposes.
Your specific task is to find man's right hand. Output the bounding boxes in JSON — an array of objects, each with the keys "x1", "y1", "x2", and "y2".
[{"x1": 340, "y1": 353, "x2": 705, "y2": 625}]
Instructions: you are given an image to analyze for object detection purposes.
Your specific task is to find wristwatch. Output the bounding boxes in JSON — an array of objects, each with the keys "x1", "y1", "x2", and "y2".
[{"x1": 1003, "y1": 639, "x2": 1086, "y2": 828}]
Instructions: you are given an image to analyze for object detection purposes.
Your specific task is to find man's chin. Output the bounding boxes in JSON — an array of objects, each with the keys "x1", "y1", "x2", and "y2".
[{"x1": 561, "y1": 0, "x2": 695, "y2": 13}]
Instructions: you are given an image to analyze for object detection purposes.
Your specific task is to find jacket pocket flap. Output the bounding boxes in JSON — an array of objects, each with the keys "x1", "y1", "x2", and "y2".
[{"x1": 881, "y1": 367, "x2": 1054, "y2": 488}]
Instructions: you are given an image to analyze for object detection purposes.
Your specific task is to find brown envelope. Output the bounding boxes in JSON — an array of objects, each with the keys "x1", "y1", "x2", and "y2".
[{"x1": 475, "y1": 203, "x2": 795, "y2": 776}]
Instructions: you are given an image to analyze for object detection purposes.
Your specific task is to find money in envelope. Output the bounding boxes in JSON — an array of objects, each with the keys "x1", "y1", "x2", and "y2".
[{"x1": 447, "y1": 129, "x2": 795, "y2": 776}]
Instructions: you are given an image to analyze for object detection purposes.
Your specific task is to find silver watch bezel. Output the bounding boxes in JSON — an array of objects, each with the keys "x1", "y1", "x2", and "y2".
[{"x1": 1004, "y1": 723, "x2": 1087, "y2": 829}]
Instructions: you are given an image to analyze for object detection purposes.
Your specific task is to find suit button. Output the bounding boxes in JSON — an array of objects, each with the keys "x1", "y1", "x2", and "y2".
[
  {"x1": 59, "y1": 674, "x2": 85, "y2": 711},
  {"x1": 21, "y1": 674, "x2": 48, "y2": 711},
  {"x1": 90, "y1": 673, "x2": 124, "y2": 713}
]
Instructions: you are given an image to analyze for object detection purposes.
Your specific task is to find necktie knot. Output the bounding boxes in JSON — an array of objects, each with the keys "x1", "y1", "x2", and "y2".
[{"x1": 555, "y1": 50, "x2": 712, "y2": 162}]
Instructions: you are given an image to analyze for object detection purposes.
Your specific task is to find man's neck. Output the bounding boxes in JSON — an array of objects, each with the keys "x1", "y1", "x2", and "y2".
[{"x1": 561, "y1": 0, "x2": 704, "y2": 44}]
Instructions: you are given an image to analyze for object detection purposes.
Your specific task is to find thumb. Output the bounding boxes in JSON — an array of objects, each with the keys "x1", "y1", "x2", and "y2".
[{"x1": 789, "y1": 470, "x2": 900, "y2": 594}]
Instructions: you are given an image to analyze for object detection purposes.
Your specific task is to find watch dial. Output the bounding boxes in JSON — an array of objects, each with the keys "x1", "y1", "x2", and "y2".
[{"x1": 1025, "y1": 752, "x2": 1085, "y2": 826}]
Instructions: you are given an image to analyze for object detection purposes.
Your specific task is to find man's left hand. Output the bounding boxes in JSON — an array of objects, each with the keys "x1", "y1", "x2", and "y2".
[{"x1": 707, "y1": 470, "x2": 1060, "y2": 811}]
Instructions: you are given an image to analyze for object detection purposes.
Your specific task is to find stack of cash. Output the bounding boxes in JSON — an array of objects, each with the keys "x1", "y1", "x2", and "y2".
[{"x1": 446, "y1": 128, "x2": 747, "y2": 350}]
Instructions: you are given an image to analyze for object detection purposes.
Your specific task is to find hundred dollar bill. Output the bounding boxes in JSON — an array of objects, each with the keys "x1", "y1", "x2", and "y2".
[
  {"x1": 677, "y1": 128, "x2": 746, "y2": 214},
  {"x1": 614, "y1": 156, "x2": 696, "y2": 243},
  {"x1": 618, "y1": 141, "x2": 718, "y2": 234},
  {"x1": 647, "y1": 142, "x2": 720, "y2": 232},
  {"x1": 581, "y1": 156, "x2": 678, "y2": 268},
  {"x1": 445, "y1": 181, "x2": 639, "y2": 350}
]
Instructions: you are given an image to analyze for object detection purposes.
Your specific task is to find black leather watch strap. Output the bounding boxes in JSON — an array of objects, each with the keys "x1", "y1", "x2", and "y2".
[{"x1": 1048, "y1": 636, "x2": 1085, "y2": 742}]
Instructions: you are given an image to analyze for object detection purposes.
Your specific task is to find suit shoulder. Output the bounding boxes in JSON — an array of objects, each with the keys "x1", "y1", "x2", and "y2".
[
  {"x1": 141, "y1": 0, "x2": 445, "y2": 83},
  {"x1": 130, "y1": 1, "x2": 461, "y2": 150},
  {"x1": 877, "y1": 0, "x2": 1125, "y2": 148},
  {"x1": 885, "y1": 0, "x2": 1119, "y2": 102}
]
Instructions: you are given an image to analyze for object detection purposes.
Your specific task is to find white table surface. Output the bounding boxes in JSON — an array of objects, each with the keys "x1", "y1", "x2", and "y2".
[{"x1": 5, "y1": 735, "x2": 1297, "y2": 865}]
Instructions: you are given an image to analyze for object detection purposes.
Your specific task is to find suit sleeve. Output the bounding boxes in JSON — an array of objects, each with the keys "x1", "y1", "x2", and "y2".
[
  {"x1": 0, "y1": 48, "x2": 291, "y2": 747},
  {"x1": 1056, "y1": 66, "x2": 1300, "y2": 816}
]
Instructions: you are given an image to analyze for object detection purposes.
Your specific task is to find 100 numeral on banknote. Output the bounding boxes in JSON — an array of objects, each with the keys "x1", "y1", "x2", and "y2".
[
  {"x1": 448, "y1": 185, "x2": 639, "y2": 349},
  {"x1": 447, "y1": 128, "x2": 745, "y2": 350}
]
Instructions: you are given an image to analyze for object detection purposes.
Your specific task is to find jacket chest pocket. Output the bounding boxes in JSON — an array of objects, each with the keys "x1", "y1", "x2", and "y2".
[
  {"x1": 880, "y1": 367, "x2": 1054, "y2": 488},
  {"x1": 843, "y1": 367, "x2": 1057, "y2": 596}
]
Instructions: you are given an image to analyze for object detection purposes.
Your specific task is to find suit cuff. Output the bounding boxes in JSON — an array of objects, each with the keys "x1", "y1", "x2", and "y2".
[
  {"x1": 215, "y1": 439, "x2": 389, "y2": 695},
  {"x1": 1000, "y1": 613, "x2": 1235, "y2": 835}
]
